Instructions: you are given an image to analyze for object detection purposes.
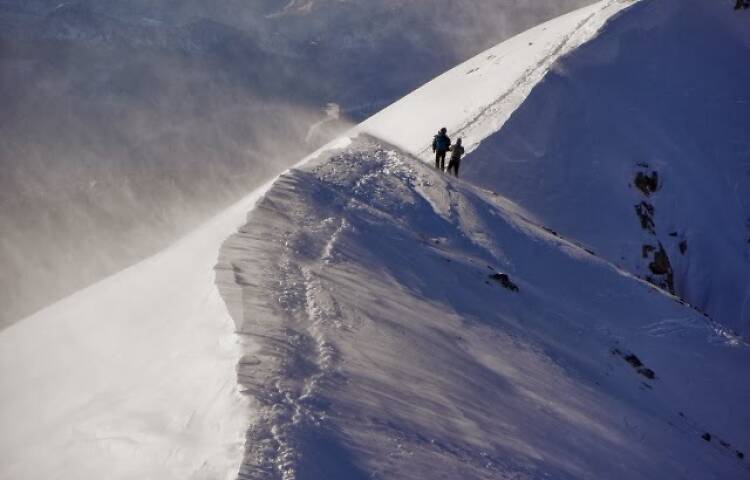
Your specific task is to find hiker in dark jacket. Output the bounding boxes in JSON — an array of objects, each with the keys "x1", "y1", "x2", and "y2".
[
  {"x1": 447, "y1": 138, "x2": 465, "y2": 177},
  {"x1": 432, "y1": 127, "x2": 451, "y2": 171}
]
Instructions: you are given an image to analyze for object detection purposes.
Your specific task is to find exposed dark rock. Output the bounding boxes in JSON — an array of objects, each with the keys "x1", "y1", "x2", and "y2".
[
  {"x1": 635, "y1": 171, "x2": 659, "y2": 196},
  {"x1": 542, "y1": 226, "x2": 559, "y2": 237},
  {"x1": 648, "y1": 244, "x2": 675, "y2": 294},
  {"x1": 720, "y1": 440, "x2": 730, "y2": 448},
  {"x1": 489, "y1": 273, "x2": 519, "y2": 292},
  {"x1": 702, "y1": 433, "x2": 712, "y2": 442},
  {"x1": 679, "y1": 239, "x2": 688, "y2": 254},
  {"x1": 649, "y1": 246, "x2": 671, "y2": 275},
  {"x1": 624, "y1": 354, "x2": 643, "y2": 368},
  {"x1": 638, "y1": 368, "x2": 656, "y2": 379},
  {"x1": 738, "y1": 451, "x2": 745, "y2": 460},
  {"x1": 669, "y1": 231, "x2": 678, "y2": 237},
  {"x1": 642, "y1": 244, "x2": 655, "y2": 258},
  {"x1": 635, "y1": 202, "x2": 656, "y2": 233},
  {"x1": 613, "y1": 350, "x2": 657, "y2": 380}
]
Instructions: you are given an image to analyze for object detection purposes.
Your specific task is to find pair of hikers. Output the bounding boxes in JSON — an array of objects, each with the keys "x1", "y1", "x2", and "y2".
[{"x1": 432, "y1": 127, "x2": 465, "y2": 177}]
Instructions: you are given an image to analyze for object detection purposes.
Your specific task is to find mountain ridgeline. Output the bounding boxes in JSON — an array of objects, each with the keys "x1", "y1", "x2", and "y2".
[{"x1": 0, "y1": 0, "x2": 594, "y2": 327}]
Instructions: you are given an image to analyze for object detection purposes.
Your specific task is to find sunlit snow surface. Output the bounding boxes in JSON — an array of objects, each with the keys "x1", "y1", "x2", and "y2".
[
  {"x1": 217, "y1": 0, "x2": 750, "y2": 478},
  {"x1": 221, "y1": 135, "x2": 750, "y2": 479},
  {"x1": 3, "y1": 0, "x2": 749, "y2": 479}
]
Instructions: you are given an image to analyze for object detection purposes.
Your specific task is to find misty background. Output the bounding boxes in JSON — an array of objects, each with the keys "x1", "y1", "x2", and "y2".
[{"x1": 0, "y1": 0, "x2": 594, "y2": 328}]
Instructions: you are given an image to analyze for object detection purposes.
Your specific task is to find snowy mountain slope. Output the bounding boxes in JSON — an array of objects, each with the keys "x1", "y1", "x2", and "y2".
[
  {"x1": 462, "y1": 0, "x2": 750, "y2": 334},
  {"x1": 0, "y1": 0, "x2": 594, "y2": 328},
  {"x1": 0, "y1": 1, "x2": 641, "y2": 478},
  {"x1": 218, "y1": 134, "x2": 750, "y2": 479},
  {"x1": 0, "y1": 190, "x2": 270, "y2": 479},
  {"x1": 213, "y1": 1, "x2": 750, "y2": 478},
  {"x1": 359, "y1": 0, "x2": 633, "y2": 157},
  {"x1": 3, "y1": 1, "x2": 746, "y2": 479}
]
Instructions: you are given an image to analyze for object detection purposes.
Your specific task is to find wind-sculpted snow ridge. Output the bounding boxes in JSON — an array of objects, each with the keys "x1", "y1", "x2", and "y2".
[
  {"x1": 217, "y1": 135, "x2": 750, "y2": 479},
  {"x1": 463, "y1": 0, "x2": 750, "y2": 335},
  {"x1": 359, "y1": 0, "x2": 634, "y2": 158}
]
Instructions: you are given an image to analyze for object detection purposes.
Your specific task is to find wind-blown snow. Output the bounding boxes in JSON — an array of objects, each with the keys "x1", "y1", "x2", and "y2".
[
  {"x1": 215, "y1": 0, "x2": 750, "y2": 478},
  {"x1": 219, "y1": 135, "x2": 750, "y2": 479},
  {"x1": 359, "y1": 0, "x2": 632, "y2": 157},
  {"x1": 4, "y1": 0, "x2": 747, "y2": 478}
]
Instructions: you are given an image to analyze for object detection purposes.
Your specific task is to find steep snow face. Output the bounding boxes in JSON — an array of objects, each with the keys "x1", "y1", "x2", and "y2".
[
  {"x1": 0, "y1": 2, "x2": 619, "y2": 478},
  {"x1": 218, "y1": 136, "x2": 750, "y2": 479},
  {"x1": 359, "y1": 0, "x2": 633, "y2": 157},
  {"x1": 0, "y1": 0, "x2": 594, "y2": 328},
  {"x1": 0, "y1": 191, "x2": 266, "y2": 479},
  {"x1": 462, "y1": 0, "x2": 750, "y2": 334}
]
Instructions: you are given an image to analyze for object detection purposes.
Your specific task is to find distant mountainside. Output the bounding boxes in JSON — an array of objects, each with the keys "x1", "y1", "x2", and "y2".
[{"x1": 0, "y1": 0, "x2": 592, "y2": 327}]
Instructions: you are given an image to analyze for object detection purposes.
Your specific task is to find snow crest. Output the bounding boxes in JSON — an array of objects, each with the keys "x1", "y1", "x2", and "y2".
[{"x1": 218, "y1": 136, "x2": 750, "y2": 479}]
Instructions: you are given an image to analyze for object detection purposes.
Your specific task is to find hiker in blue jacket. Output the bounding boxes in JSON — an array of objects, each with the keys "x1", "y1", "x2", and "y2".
[
  {"x1": 432, "y1": 127, "x2": 451, "y2": 171},
  {"x1": 447, "y1": 138, "x2": 465, "y2": 177}
]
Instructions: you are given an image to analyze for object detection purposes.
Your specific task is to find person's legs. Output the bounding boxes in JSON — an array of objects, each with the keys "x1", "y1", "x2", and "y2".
[
  {"x1": 454, "y1": 159, "x2": 460, "y2": 178},
  {"x1": 438, "y1": 151, "x2": 447, "y2": 171},
  {"x1": 435, "y1": 151, "x2": 441, "y2": 169}
]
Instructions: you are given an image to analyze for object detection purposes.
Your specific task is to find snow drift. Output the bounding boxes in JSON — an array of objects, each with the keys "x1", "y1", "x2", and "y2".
[
  {"x1": 219, "y1": 136, "x2": 749, "y2": 479},
  {"x1": 216, "y1": 0, "x2": 750, "y2": 478},
  {"x1": 2, "y1": 0, "x2": 748, "y2": 479},
  {"x1": 463, "y1": 0, "x2": 750, "y2": 334}
]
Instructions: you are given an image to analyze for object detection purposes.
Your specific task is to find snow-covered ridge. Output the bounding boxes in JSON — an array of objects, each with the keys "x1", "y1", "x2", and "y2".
[
  {"x1": 359, "y1": 0, "x2": 634, "y2": 157},
  {"x1": 10, "y1": 1, "x2": 733, "y2": 479},
  {"x1": 216, "y1": 0, "x2": 750, "y2": 478},
  {"x1": 219, "y1": 134, "x2": 750, "y2": 479}
]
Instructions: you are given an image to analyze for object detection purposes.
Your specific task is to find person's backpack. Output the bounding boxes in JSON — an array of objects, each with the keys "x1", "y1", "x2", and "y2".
[{"x1": 434, "y1": 134, "x2": 450, "y2": 152}]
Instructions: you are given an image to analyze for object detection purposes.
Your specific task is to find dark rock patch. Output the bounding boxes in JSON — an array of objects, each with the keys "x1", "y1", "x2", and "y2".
[
  {"x1": 738, "y1": 451, "x2": 745, "y2": 460},
  {"x1": 624, "y1": 354, "x2": 643, "y2": 368},
  {"x1": 702, "y1": 433, "x2": 712, "y2": 442},
  {"x1": 646, "y1": 243, "x2": 675, "y2": 294},
  {"x1": 489, "y1": 273, "x2": 519, "y2": 292},
  {"x1": 649, "y1": 245, "x2": 672, "y2": 275},
  {"x1": 679, "y1": 239, "x2": 688, "y2": 255},
  {"x1": 635, "y1": 171, "x2": 659, "y2": 196},
  {"x1": 642, "y1": 244, "x2": 655, "y2": 258},
  {"x1": 612, "y1": 349, "x2": 657, "y2": 381},
  {"x1": 635, "y1": 202, "x2": 656, "y2": 233},
  {"x1": 637, "y1": 368, "x2": 655, "y2": 379}
]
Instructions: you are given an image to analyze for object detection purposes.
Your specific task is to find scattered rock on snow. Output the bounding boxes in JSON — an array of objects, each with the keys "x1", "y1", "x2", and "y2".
[
  {"x1": 702, "y1": 432, "x2": 712, "y2": 442},
  {"x1": 646, "y1": 243, "x2": 675, "y2": 294},
  {"x1": 679, "y1": 239, "x2": 688, "y2": 255},
  {"x1": 612, "y1": 349, "x2": 657, "y2": 381},
  {"x1": 489, "y1": 273, "x2": 519, "y2": 292},
  {"x1": 634, "y1": 171, "x2": 659, "y2": 196},
  {"x1": 635, "y1": 201, "x2": 656, "y2": 233}
]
